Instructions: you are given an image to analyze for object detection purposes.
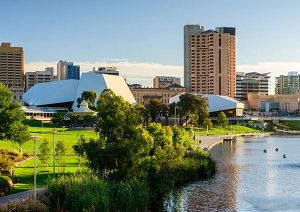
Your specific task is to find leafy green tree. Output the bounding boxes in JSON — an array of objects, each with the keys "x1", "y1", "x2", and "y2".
[
  {"x1": 52, "y1": 112, "x2": 65, "y2": 126},
  {"x1": 134, "y1": 103, "x2": 151, "y2": 126},
  {"x1": 145, "y1": 99, "x2": 161, "y2": 122},
  {"x1": 217, "y1": 112, "x2": 228, "y2": 128},
  {"x1": 81, "y1": 90, "x2": 97, "y2": 110},
  {"x1": 0, "y1": 83, "x2": 31, "y2": 149},
  {"x1": 198, "y1": 98, "x2": 209, "y2": 126},
  {"x1": 177, "y1": 93, "x2": 201, "y2": 125},
  {"x1": 39, "y1": 139, "x2": 51, "y2": 172},
  {"x1": 202, "y1": 118, "x2": 213, "y2": 130},
  {"x1": 55, "y1": 140, "x2": 66, "y2": 173}
]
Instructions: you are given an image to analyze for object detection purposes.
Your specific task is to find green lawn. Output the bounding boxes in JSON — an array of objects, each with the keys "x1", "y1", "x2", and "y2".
[
  {"x1": 280, "y1": 120, "x2": 300, "y2": 130},
  {"x1": 185, "y1": 125, "x2": 261, "y2": 136},
  {"x1": 1, "y1": 121, "x2": 98, "y2": 194}
]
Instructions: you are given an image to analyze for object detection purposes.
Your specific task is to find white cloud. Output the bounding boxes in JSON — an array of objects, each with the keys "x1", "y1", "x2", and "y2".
[{"x1": 25, "y1": 59, "x2": 183, "y2": 87}]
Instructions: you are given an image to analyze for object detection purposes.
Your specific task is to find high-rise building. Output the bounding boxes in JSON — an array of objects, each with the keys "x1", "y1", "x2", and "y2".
[
  {"x1": 275, "y1": 72, "x2": 300, "y2": 95},
  {"x1": 57, "y1": 60, "x2": 80, "y2": 80},
  {"x1": 0, "y1": 42, "x2": 24, "y2": 101},
  {"x1": 153, "y1": 76, "x2": 181, "y2": 88},
  {"x1": 25, "y1": 67, "x2": 55, "y2": 91},
  {"x1": 184, "y1": 25, "x2": 236, "y2": 97},
  {"x1": 236, "y1": 72, "x2": 270, "y2": 100},
  {"x1": 92, "y1": 67, "x2": 119, "y2": 75}
]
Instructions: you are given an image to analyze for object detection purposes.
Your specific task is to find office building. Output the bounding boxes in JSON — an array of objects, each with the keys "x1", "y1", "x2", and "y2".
[
  {"x1": 153, "y1": 76, "x2": 181, "y2": 88},
  {"x1": 236, "y1": 72, "x2": 270, "y2": 100},
  {"x1": 247, "y1": 92, "x2": 300, "y2": 114},
  {"x1": 130, "y1": 84, "x2": 185, "y2": 105},
  {"x1": 57, "y1": 60, "x2": 80, "y2": 80},
  {"x1": 0, "y1": 42, "x2": 24, "y2": 101},
  {"x1": 92, "y1": 66, "x2": 119, "y2": 75},
  {"x1": 275, "y1": 72, "x2": 300, "y2": 95},
  {"x1": 25, "y1": 68, "x2": 55, "y2": 90},
  {"x1": 184, "y1": 25, "x2": 236, "y2": 97}
]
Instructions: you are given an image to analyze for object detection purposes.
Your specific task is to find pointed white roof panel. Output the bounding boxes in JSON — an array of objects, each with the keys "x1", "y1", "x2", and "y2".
[{"x1": 23, "y1": 72, "x2": 136, "y2": 109}]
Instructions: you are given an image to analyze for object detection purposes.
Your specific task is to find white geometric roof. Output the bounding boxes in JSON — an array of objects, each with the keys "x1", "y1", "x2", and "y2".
[
  {"x1": 169, "y1": 92, "x2": 244, "y2": 112},
  {"x1": 23, "y1": 72, "x2": 136, "y2": 108}
]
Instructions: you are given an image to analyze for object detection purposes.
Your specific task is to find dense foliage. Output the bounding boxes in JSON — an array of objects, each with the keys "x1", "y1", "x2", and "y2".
[
  {"x1": 47, "y1": 173, "x2": 148, "y2": 212},
  {"x1": 0, "y1": 83, "x2": 31, "y2": 148},
  {"x1": 71, "y1": 89, "x2": 215, "y2": 209},
  {"x1": 217, "y1": 111, "x2": 228, "y2": 128}
]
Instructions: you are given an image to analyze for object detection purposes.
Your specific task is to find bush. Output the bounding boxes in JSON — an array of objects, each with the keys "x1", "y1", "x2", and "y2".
[
  {"x1": 0, "y1": 176, "x2": 13, "y2": 196},
  {"x1": 47, "y1": 173, "x2": 148, "y2": 212},
  {"x1": 0, "y1": 196, "x2": 48, "y2": 212}
]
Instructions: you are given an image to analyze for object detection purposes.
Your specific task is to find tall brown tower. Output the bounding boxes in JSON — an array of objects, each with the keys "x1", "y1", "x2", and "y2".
[
  {"x1": 0, "y1": 42, "x2": 24, "y2": 101},
  {"x1": 184, "y1": 25, "x2": 236, "y2": 97}
]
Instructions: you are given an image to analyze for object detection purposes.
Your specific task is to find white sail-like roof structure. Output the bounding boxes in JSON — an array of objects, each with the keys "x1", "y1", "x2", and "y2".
[
  {"x1": 23, "y1": 72, "x2": 136, "y2": 109},
  {"x1": 169, "y1": 92, "x2": 244, "y2": 113}
]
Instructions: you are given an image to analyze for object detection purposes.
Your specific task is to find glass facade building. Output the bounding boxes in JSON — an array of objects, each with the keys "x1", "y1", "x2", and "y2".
[{"x1": 66, "y1": 64, "x2": 80, "y2": 80}]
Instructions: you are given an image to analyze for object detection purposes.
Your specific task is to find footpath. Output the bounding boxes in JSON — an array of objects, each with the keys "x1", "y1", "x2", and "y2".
[
  {"x1": 196, "y1": 132, "x2": 270, "y2": 151},
  {"x1": 0, "y1": 187, "x2": 46, "y2": 206}
]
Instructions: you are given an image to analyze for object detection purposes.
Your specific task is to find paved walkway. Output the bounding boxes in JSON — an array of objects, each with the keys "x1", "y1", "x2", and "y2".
[{"x1": 0, "y1": 187, "x2": 47, "y2": 205}]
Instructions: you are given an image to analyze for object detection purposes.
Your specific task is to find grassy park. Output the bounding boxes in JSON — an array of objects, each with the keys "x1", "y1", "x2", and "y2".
[{"x1": 1, "y1": 120, "x2": 98, "y2": 194}]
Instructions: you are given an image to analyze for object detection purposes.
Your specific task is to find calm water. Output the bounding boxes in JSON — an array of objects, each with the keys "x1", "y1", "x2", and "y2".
[{"x1": 164, "y1": 136, "x2": 300, "y2": 211}]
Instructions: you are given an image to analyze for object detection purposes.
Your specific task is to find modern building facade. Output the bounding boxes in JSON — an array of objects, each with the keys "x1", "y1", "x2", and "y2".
[
  {"x1": 25, "y1": 68, "x2": 55, "y2": 90},
  {"x1": 153, "y1": 76, "x2": 181, "y2": 88},
  {"x1": 184, "y1": 25, "x2": 236, "y2": 97},
  {"x1": 130, "y1": 84, "x2": 185, "y2": 105},
  {"x1": 275, "y1": 72, "x2": 300, "y2": 95},
  {"x1": 23, "y1": 72, "x2": 135, "y2": 110},
  {"x1": 93, "y1": 67, "x2": 119, "y2": 75},
  {"x1": 236, "y1": 72, "x2": 270, "y2": 100},
  {"x1": 247, "y1": 92, "x2": 300, "y2": 114},
  {"x1": 0, "y1": 42, "x2": 24, "y2": 101},
  {"x1": 57, "y1": 60, "x2": 80, "y2": 80}
]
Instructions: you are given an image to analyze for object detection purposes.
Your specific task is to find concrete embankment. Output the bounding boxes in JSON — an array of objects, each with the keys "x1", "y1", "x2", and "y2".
[{"x1": 196, "y1": 132, "x2": 271, "y2": 151}]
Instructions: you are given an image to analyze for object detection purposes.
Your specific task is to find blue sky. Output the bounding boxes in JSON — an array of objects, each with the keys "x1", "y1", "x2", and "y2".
[{"x1": 1, "y1": 0, "x2": 300, "y2": 86}]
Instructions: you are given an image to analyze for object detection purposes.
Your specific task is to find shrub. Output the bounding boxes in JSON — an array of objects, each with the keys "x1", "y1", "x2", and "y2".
[
  {"x1": 0, "y1": 196, "x2": 48, "y2": 212},
  {"x1": 0, "y1": 176, "x2": 13, "y2": 196},
  {"x1": 47, "y1": 173, "x2": 148, "y2": 212}
]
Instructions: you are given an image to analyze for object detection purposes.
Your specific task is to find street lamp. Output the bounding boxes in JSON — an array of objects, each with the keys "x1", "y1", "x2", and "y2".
[
  {"x1": 52, "y1": 128, "x2": 57, "y2": 177},
  {"x1": 31, "y1": 136, "x2": 40, "y2": 200},
  {"x1": 174, "y1": 104, "x2": 178, "y2": 126}
]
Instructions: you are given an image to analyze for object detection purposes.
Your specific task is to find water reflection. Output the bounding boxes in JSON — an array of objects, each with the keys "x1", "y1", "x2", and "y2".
[{"x1": 164, "y1": 136, "x2": 300, "y2": 211}]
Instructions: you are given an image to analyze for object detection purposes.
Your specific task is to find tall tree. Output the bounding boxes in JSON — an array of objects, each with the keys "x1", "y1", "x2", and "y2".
[
  {"x1": 177, "y1": 93, "x2": 200, "y2": 126},
  {"x1": 56, "y1": 140, "x2": 66, "y2": 173},
  {"x1": 145, "y1": 99, "x2": 161, "y2": 122},
  {"x1": 81, "y1": 90, "x2": 97, "y2": 110},
  {"x1": 217, "y1": 112, "x2": 228, "y2": 128},
  {"x1": 198, "y1": 98, "x2": 209, "y2": 127},
  {"x1": 39, "y1": 139, "x2": 51, "y2": 172},
  {"x1": 0, "y1": 83, "x2": 31, "y2": 149}
]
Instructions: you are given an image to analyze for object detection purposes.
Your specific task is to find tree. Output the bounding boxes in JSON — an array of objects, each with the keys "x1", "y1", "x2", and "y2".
[
  {"x1": 52, "y1": 112, "x2": 65, "y2": 126},
  {"x1": 134, "y1": 103, "x2": 151, "y2": 126},
  {"x1": 56, "y1": 140, "x2": 66, "y2": 173},
  {"x1": 198, "y1": 98, "x2": 209, "y2": 127},
  {"x1": 202, "y1": 118, "x2": 213, "y2": 130},
  {"x1": 177, "y1": 93, "x2": 201, "y2": 126},
  {"x1": 145, "y1": 99, "x2": 161, "y2": 122},
  {"x1": 80, "y1": 90, "x2": 97, "y2": 110},
  {"x1": 0, "y1": 83, "x2": 31, "y2": 149},
  {"x1": 74, "y1": 89, "x2": 154, "y2": 180},
  {"x1": 39, "y1": 139, "x2": 51, "y2": 172},
  {"x1": 217, "y1": 112, "x2": 228, "y2": 128}
]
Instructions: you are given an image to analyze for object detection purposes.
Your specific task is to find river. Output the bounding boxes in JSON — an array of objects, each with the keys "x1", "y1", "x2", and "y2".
[{"x1": 164, "y1": 136, "x2": 300, "y2": 211}]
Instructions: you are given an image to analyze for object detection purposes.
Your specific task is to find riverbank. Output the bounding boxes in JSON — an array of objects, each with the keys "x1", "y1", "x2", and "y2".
[{"x1": 196, "y1": 132, "x2": 272, "y2": 151}]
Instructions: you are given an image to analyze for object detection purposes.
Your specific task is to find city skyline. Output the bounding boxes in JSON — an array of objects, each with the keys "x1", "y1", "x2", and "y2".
[{"x1": 2, "y1": 0, "x2": 300, "y2": 87}]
